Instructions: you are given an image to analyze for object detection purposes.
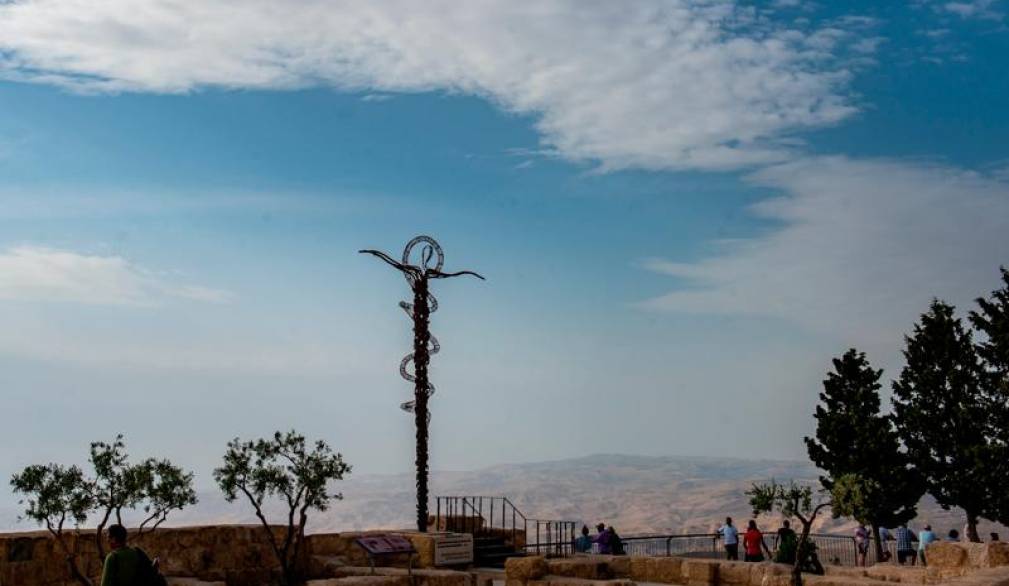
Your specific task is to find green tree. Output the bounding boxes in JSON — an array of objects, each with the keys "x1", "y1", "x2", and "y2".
[
  {"x1": 892, "y1": 300, "x2": 991, "y2": 542},
  {"x1": 969, "y1": 267, "x2": 1009, "y2": 525},
  {"x1": 214, "y1": 430, "x2": 351, "y2": 586},
  {"x1": 89, "y1": 436, "x2": 199, "y2": 560},
  {"x1": 89, "y1": 435, "x2": 143, "y2": 560},
  {"x1": 804, "y1": 349, "x2": 924, "y2": 560},
  {"x1": 10, "y1": 464, "x2": 96, "y2": 586},
  {"x1": 748, "y1": 481, "x2": 829, "y2": 586}
]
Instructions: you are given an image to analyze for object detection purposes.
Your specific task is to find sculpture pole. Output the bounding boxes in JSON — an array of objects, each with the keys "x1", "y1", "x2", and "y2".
[{"x1": 360, "y1": 236, "x2": 483, "y2": 532}]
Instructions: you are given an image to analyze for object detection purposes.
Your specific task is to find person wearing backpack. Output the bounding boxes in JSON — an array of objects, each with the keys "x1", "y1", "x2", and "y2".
[{"x1": 101, "y1": 524, "x2": 166, "y2": 586}]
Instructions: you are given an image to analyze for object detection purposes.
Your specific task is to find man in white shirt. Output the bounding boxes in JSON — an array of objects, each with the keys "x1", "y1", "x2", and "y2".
[{"x1": 717, "y1": 517, "x2": 739, "y2": 560}]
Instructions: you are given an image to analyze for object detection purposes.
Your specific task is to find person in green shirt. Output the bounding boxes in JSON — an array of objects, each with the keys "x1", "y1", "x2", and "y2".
[{"x1": 100, "y1": 524, "x2": 144, "y2": 586}]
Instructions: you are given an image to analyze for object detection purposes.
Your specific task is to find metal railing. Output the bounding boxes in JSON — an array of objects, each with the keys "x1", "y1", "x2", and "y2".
[
  {"x1": 434, "y1": 496, "x2": 578, "y2": 557},
  {"x1": 620, "y1": 532, "x2": 865, "y2": 566}
]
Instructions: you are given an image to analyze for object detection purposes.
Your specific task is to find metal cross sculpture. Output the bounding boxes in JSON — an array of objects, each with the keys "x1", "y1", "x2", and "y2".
[{"x1": 360, "y1": 236, "x2": 484, "y2": 532}]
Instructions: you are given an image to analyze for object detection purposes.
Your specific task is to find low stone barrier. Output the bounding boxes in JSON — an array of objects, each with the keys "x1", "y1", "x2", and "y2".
[{"x1": 505, "y1": 547, "x2": 1009, "y2": 586}]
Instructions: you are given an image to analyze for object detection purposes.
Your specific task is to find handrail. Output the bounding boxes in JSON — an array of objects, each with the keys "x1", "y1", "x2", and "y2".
[{"x1": 434, "y1": 495, "x2": 577, "y2": 557}]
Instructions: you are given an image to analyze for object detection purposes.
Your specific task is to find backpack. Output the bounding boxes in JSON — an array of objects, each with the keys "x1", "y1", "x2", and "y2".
[{"x1": 133, "y1": 548, "x2": 168, "y2": 586}]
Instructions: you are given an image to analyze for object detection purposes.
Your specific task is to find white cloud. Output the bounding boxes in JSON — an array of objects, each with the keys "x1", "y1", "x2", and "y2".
[
  {"x1": 943, "y1": 0, "x2": 1003, "y2": 20},
  {"x1": 641, "y1": 157, "x2": 1009, "y2": 350},
  {"x1": 0, "y1": 0, "x2": 870, "y2": 171},
  {"x1": 0, "y1": 245, "x2": 232, "y2": 306}
]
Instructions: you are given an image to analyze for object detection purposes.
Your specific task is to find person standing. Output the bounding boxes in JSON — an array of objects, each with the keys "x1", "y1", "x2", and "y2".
[
  {"x1": 918, "y1": 525, "x2": 937, "y2": 566},
  {"x1": 717, "y1": 517, "x2": 740, "y2": 560},
  {"x1": 592, "y1": 523, "x2": 612, "y2": 554},
  {"x1": 894, "y1": 524, "x2": 917, "y2": 566},
  {"x1": 855, "y1": 524, "x2": 870, "y2": 567},
  {"x1": 575, "y1": 525, "x2": 592, "y2": 553},
  {"x1": 774, "y1": 520, "x2": 797, "y2": 564},
  {"x1": 743, "y1": 520, "x2": 770, "y2": 563},
  {"x1": 878, "y1": 526, "x2": 893, "y2": 563}
]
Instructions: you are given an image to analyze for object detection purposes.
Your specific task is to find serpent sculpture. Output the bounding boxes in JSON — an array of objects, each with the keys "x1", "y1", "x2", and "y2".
[{"x1": 360, "y1": 235, "x2": 483, "y2": 532}]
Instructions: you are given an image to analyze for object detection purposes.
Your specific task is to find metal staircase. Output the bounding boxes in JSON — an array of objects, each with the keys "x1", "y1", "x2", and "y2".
[{"x1": 434, "y1": 496, "x2": 577, "y2": 567}]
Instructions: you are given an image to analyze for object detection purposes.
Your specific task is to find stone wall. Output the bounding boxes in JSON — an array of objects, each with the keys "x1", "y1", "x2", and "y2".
[
  {"x1": 505, "y1": 544, "x2": 1009, "y2": 586},
  {"x1": 1, "y1": 526, "x2": 285, "y2": 586},
  {"x1": 0, "y1": 526, "x2": 446, "y2": 586}
]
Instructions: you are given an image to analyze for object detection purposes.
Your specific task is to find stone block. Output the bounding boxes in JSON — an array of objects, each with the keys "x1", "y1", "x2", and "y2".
[
  {"x1": 306, "y1": 577, "x2": 411, "y2": 586},
  {"x1": 606, "y1": 556, "x2": 632, "y2": 578},
  {"x1": 506, "y1": 556, "x2": 549, "y2": 581},
  {"x1": 864, "y1": 565, "x2": 927, "y2": 584},
  {"x1": 925, "y1": 543, "x2": 968, "y2": 569},
  {"x1": 650, "y1": 557, "x2": 685, "y2": 584},
  {"x1": 629, "y1": 557, "x2": 652, "y2": 582},
  {"x1": 718, "y1": 561, "x2": 753, "y2": 586},
  {"x1": 750, "y1": 563, "x2": 790, "y2": 586},
  {"x1": 683, "y1": 559, "x2": 718, "y2": 586},
  {"x1": 547, "y1": 558, "x2": 611, "y2": 580},
  {"x1": 166, "y1": 578, "x2": 227, "y2": 586}
]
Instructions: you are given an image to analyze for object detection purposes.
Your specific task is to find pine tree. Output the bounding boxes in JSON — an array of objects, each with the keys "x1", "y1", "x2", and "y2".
[
  {"x1": 805, "y1": 349, "x2": 923, "y2": 561},
  {"x1": 969, "y1": 267, "x2": 1009, "y2": 526},
  {"x1": 892, "y1": 300, "x2": 991, "y2": 542}
]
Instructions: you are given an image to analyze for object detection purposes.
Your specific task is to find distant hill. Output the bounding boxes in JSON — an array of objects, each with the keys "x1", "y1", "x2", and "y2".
[{"x1": 3, "y1": 454, "x2": 1004, "y2": 537}]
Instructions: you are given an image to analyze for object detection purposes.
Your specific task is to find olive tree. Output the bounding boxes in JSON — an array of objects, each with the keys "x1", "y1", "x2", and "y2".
[
  {"x1": 90, "y1": 436, "x2": 198, "y2": 559},
  {"x1": 10, "y1": 464, "x2": 96, "y2": 586},
  {"x1": 748, "y1": 480, "x2": 829, "y2": 586},
  {"x1": 214, "y1": 430, "x2": 351, "y2": 586}
]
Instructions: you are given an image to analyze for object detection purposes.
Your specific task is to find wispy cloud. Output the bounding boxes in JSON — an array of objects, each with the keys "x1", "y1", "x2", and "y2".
[
  {"x1": 943, "y1": 0, "x2": 1003, "y2": 20},
  {"x1": 0, "y1": 0, "x2": 875, "y2": 171},
  {"x1": 0, "y1": 245, "x2": 232, "y2": 306},
  {"x1": 641, "y1": 157, "x2": 1009, "y2": 350}
]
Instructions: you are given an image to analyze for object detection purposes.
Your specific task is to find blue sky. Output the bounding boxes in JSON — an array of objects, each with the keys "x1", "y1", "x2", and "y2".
[{"x1": 1, "y1": 0, "x2": 1008, "y2": 503}]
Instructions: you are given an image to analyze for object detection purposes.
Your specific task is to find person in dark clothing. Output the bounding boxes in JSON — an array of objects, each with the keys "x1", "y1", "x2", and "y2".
[
  {"x1": 100, "y1": 525, "x2": 162, "y2": 586},
  {"x1": 608, "y1": 526, "x2": 625, "y2": 555},
  {"x1": 774, "y1": 520, "x2": 798, "y2": 564}
]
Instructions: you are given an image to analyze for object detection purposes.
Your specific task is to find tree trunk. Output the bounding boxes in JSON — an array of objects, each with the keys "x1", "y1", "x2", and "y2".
[
  {"x1": 792, "y1": 524, "x2": 812, "y2": 586},
  {"x1": 965, "y1": 514, "x2": 981, "y2": 543},
  {"x1": 871, "y1": 524, "x2": 884, "y2": 565},
  {"x1": 413, "y1": 279, "x2": 431, "y2": 533}
]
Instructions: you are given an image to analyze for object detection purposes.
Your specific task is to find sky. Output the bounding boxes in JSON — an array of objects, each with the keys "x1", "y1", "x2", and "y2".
[{"x1": 1, "y1": 0, "x2": 1008, "y2": 503}]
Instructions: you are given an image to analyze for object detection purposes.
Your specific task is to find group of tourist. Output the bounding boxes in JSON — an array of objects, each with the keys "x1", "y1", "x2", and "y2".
[
  {"x1": 574, "y1": 523, "x2": 626, "y2": 555},
  {"x1": 716, "y1": 517, "x2": 797, "y2": 564},
  {"x1": 866, "y1": 522, "x2": 1001, "y2": 567}
]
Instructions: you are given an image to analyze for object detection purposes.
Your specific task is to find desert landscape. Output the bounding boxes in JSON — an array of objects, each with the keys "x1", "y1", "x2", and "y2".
[{"x1": 5, "y1": 454, "x2": 1002, "y2": 537}]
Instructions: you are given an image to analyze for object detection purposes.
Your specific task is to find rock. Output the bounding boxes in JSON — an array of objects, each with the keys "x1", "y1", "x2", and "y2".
[
  {"x1": 507, "y1": 556, "x2": 550, "y2": 581},
  {"x1": 650, "y1": 557, "x2": 685, "y2": 584}
]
